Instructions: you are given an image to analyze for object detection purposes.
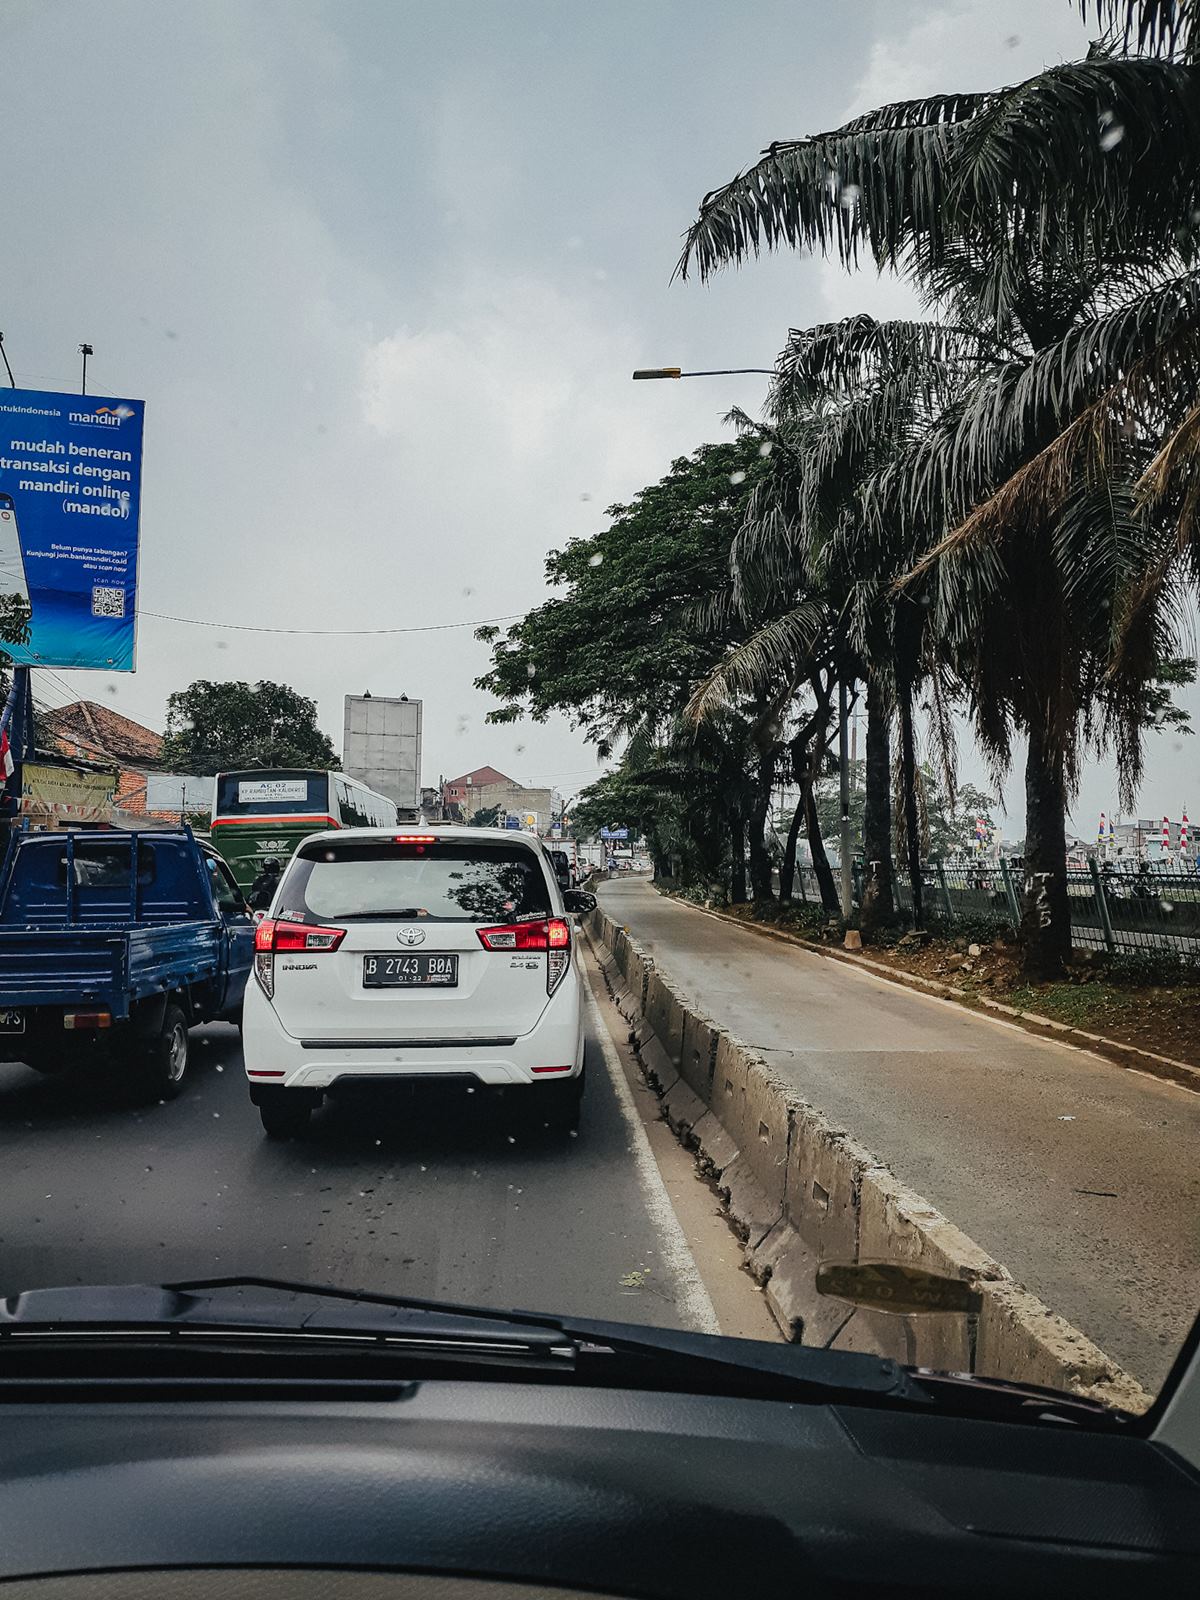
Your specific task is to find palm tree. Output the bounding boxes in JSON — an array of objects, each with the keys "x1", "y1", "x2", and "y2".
[{"x1": 675, "y1": 29, "x2": 1200, "y2": 976}]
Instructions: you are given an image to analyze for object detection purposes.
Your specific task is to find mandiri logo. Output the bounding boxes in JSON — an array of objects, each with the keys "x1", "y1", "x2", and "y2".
[{"x1": 69, "y1": 404, "x2": 136, "y2": 428}]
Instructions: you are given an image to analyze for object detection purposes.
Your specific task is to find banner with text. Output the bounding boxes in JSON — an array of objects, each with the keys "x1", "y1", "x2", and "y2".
[{"x1": 0, "y1": 386, "x2": 145, "y2": 670}]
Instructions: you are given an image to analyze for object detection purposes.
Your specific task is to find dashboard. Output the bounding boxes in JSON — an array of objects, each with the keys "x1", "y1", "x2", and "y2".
[{"x1": 0, "y1": 1379, "x2": 1195, "y2": 1597}]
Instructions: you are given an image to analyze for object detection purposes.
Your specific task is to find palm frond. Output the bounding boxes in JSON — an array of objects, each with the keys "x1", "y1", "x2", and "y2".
[
  {"x1": 771, "y1": 314, "x2": 995, "y2": 410},
  {"x1": 685, "y1": 602, "x2": 826, "y2": 724},
  {"x1": 1075, "y1": 1, "x2": 1198, "y2": 60},
  {"x1": 677, "y1": 59, "x2": 1200, "y2": 296}
]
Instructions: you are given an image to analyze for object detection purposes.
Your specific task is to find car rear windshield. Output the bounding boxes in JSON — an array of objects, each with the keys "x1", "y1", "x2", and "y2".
[{"x1": 276, "y1": 840, "x2": 553, "y2": 923}]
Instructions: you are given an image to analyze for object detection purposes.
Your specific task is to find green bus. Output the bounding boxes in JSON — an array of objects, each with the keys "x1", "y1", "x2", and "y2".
[{"x1": 210, "y1": 769, "x2": 401, "y2": 893}]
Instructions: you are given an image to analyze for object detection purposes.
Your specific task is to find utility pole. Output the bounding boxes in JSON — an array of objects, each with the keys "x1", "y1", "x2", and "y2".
[
  {"x1": 79, "y1": 343, "x2": 93, "y2": 396},
  {"x1": 839, "y1": 678, "x2": 852, "y2": 918}
]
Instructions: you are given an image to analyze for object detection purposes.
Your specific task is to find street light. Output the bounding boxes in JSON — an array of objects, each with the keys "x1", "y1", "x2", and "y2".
[{"x1": 632, "y1": 366, "x2": 774, "y2": 380}]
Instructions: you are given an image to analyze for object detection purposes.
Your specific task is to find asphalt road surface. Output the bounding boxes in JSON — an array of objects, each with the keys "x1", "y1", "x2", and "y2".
[
  {"x1": 0, "y1": 1000, "x2": 717, "y2": 1334},
  {"x1": 599, "y1": 877, "x2": 1200, "y2": 1393}
]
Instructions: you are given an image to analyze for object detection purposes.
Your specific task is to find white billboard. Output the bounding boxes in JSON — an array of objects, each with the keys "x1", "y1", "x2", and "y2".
[{"x1": 342, "y1": 695, "x2": 422, "y2": 811}]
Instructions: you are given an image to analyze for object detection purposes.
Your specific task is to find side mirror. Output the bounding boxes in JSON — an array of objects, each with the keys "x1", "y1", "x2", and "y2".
[
  {"x1": 563, "y1": 889, "x2": 597, "y2": 914},
  {"x1": 252, "y1": 909, "x2": 267, "y2": 925}
]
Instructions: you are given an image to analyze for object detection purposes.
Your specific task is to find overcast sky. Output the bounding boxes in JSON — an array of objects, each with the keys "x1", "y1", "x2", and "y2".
[{"x1": 4, "y1": 0, "x2": 1193, "y2": 834}]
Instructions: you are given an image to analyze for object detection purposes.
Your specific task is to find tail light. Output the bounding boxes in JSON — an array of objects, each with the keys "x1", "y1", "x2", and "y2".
[
  {"x1": 254, "y1": 917, "x2": 346, "y2": 1000},
  {"x1": 477, "y1": 917, "x2": 572, "y2": 993}
]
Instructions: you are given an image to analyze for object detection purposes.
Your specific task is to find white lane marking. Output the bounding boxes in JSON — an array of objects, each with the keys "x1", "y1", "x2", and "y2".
[{"x1": 584, "y1": 985, "x2": 720, "y2": 1336}]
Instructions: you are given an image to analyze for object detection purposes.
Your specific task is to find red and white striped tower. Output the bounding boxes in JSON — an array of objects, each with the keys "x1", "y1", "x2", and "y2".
[
  {"x1": 1181, "y1": 810, "x2": 1190, "y2": 858},
  {"x1": 1162, "y1": 816, "x2": 1172, "y2": 858}
]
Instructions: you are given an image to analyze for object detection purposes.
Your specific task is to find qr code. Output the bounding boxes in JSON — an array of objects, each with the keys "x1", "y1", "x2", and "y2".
[{"x1": 91, "y1": 586, "x2": 125, "y2": 618}]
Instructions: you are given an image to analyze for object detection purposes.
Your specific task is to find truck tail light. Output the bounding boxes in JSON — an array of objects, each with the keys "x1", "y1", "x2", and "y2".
[
  {"x1": 254, "y1": 918, "x2": 346, "y2": 1000},
  {"x1": 477, "y1": 917, "x2": 571, "y2": 993}
]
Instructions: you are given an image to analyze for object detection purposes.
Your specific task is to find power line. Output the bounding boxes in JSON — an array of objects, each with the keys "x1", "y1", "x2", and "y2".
[{"x1": 136, "y1": 609, "x2": 521, "y2": 636}]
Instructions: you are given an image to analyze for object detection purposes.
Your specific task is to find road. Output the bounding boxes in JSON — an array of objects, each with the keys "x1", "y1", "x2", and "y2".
[
  {"x1": 599, "y1": 877, "x2": 1200, "y2": 1392},
  {"x1": 0, "y1": 977, "x2": 749, "y2": 1337}
]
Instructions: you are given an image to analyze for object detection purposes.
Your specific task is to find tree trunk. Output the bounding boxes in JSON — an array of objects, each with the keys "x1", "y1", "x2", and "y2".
[
  {"x1": 748, "y1": 752, "x2": 776, "y2": 902},
  {"x1": 896, "y1": 680, "x2": 923, "y2": 927},
  {"x1": 859, "y1": 673, "x2": 895, "y2": 937},
  {"x1": 799, "y1": 723, "x2": 841, "y2": 915},
  {"x1": 729, "y1": 810, "x2": 747, "y2": 904},
  {"x1": 1020, "y1": 724, "x2": 1072, "y2": 978},
  {"x1": 779, "y1": 789, "x2": 805, "y2": 902},
  {"x1": 803, "y1": 780, "x2": 840, "y2": 913}
]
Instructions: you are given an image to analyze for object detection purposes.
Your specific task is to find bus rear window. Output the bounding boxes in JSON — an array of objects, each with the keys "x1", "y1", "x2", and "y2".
[{"x1": 214, "y1": 771, "x2": 331, "y2": 817}]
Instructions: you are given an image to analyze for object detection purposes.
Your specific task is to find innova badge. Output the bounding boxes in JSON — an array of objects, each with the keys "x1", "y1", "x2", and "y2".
[{"x1": 396, "y1": 926, "x2": 426, "y2": 946}]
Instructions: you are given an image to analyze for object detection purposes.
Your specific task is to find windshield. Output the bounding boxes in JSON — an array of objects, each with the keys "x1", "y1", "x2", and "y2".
[
  {"x1": 2, "y1": 0, "x2": 1198, "y2": 1428},
  {"x1": 279, "y1": 840, "x2": 553, "y2": 922}
]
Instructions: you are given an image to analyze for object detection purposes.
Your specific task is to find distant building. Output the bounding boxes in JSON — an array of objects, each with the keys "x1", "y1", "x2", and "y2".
[
  {"x1": 442, "y1": 765, "x2": 517, "y2": 813},
  {"x1": 40, "y1": 701, "x2": 179, "y2": 824}
]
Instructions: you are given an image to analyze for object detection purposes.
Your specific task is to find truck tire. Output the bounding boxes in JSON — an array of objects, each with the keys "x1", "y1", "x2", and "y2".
[
  {"x1": 139, "y1": 1004, "x2": 189, "y2": 1101},
  {"x1": 258, "y1": 1092, "x2": 312, "y2": 1140}
]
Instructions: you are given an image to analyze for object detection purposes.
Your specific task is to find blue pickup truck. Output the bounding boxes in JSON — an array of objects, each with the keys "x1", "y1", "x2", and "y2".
[{"x1": 0, "y1": 827, "x2": 254, "y2": 1099}]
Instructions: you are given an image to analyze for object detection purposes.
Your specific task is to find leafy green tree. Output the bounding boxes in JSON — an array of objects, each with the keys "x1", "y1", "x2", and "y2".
[
  {"x1": 160, "y1": 679, "x2": 339, "y2": 774},
  {"x1": 469, "y1": 804, "x2": 501, "y2": 828},
  {"x1": 476, "y1": 439, "x2": 772, "y2": 901},
  {"x1": 675, "y1": 22, "x2": 1200, "y2": 975}
]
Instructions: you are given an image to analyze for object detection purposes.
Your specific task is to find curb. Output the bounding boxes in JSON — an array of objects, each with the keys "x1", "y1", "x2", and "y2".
[
  {"x1": 583, "y1": 904, "x2": 1153, "y2": 1414},
  {"x1": 665, "y1": 895, "x2": 1200, "y2": 1097}
]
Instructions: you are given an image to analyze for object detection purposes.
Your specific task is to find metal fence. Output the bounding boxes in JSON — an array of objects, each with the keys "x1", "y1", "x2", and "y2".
[{"x1": 790, "y1": 858, "x2": 1200, "y2": 958}]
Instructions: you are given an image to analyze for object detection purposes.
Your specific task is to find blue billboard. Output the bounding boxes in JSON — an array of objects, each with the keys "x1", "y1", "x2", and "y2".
[{"x1": 0, "y1": 386, "x2": 145, "y2": 671}]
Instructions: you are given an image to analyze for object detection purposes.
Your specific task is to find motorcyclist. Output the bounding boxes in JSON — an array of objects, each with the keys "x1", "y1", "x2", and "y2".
[{"x1": 248, "y1": 857, "x2": 282, "y2": 911}]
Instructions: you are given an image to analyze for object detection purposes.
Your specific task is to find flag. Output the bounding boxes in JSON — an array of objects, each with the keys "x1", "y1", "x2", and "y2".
[
  {"x1": 0, "y1": 725, "x2": 12, "y2": 781},
  {"x1": 1098, "y1": 811, "x2": 1107, "y2": 847}
]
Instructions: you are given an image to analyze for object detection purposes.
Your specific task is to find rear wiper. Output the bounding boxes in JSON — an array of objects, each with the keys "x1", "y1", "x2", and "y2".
[{"x1": 330, "y1": 910, "x2": 430, "y2": 921}]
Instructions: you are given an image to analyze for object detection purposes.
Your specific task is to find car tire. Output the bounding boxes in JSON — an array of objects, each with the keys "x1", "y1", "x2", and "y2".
[
  {"x1": 537, "y1": 1069, "x2": 584, "y2": 1134},
  {"x1": 259, "y1": 1094, "x2": 313, "y2": 1140},
  {"x1": 140, "y1": 1004, "x2": 189, "y2": 1102}
]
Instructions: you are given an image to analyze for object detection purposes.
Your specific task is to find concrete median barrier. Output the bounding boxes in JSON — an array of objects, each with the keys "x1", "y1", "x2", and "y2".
[{"x1": 581, "y1": 898, "x2": 1151, "y2": 1410}]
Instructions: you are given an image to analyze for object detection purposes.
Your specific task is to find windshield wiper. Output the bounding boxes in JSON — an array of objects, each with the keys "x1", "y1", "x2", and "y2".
[{"x1": 0, "y1": 1276, "x2": 1131, "y2": 1426}]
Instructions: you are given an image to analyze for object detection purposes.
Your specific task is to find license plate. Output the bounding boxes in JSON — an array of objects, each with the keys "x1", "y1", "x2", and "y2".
[
  {"x1": 363, "y1": 954, "x2": 459, "y2": 988},
  {"x1": 0, "y1": 1009, "x2": 24, "y2": 1033}
]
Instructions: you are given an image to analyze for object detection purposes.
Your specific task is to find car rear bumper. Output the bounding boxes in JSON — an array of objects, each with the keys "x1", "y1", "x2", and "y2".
[{"x1": 241, "y1": 977, "x2": 585, "y2": 1092}]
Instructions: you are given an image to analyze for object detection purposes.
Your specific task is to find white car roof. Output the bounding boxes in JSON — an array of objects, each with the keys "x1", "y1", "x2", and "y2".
[{"x1": 295, "y1": 825, "x2": 549, "y2": 850}]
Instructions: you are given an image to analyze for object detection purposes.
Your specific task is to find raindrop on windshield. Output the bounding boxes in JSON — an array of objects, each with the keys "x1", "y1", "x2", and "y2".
[
  {"x1": 1160, "y1": 899, "x2": 1175, "y2": 914},
  {"x1": 526, "y1": 663, "x2": 537, "y2": 678},
  {"x1": 839, "y1": 183, "x2": 861, "y2": 210},
  {"x1": 1098, "y1": 113, "x2": 1125, "y2": 151},
  {"x1": 588, "y1": 552, "x2": 604, "y2": 567},
  {"x1": 729, "y1": 470, "x2": 746, "y2": 485},
  {"x1": 758, "y1": 440, "x2": 773, "y2": 457}
]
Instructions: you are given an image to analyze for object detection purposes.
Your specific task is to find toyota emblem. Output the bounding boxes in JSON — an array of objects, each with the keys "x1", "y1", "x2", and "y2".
[{"x1": 396, "y1": 926, "x2": 426, "y2": 947}]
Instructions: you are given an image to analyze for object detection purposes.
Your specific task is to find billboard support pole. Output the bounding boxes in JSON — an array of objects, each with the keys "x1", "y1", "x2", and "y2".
[
  {"x1": 0, "y1": 335, "x2": 14, "y2": 389},
  {"x1": 1, "y1": 665, "x2": 33, "y2": 824},
  {"x1": 78, "y1": 344, "x2": 93, "y2": 396}
]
